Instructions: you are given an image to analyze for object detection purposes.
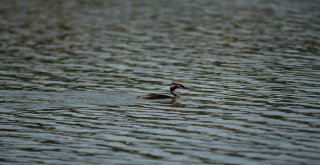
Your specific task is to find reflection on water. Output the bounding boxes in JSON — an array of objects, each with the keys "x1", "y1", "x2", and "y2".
[{"x1": 1, "y1": 0, "x2": 320, "y2": 164}]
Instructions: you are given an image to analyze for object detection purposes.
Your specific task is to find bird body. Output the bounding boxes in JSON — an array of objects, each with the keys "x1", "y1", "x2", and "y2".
[
  {"x1": 137, "y1": 93, "x2": 174, "y2": 99},
  {"x1": 137, "y1": 83, "x2": 188, "y2": 99}
]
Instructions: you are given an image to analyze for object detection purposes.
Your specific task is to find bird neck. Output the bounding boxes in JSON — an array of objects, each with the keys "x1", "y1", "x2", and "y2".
[{"x1": 170, "y1": 89, "x2": 179, "y2": 98}]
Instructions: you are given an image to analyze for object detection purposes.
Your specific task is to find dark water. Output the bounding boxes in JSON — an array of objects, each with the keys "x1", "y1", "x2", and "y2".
[{"x1": 1, "y1": 0, "x2": 320, "y2": 164}]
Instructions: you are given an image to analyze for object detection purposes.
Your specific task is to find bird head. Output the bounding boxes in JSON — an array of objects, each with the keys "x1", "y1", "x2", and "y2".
[{"x1": 169, "y1": 83, "x2": 189, "y2": 91}]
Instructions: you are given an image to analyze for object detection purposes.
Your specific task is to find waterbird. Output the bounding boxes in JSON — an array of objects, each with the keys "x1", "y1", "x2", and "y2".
[{"x1": 137, "y1": 83, "x2": 189, "y2": 99}]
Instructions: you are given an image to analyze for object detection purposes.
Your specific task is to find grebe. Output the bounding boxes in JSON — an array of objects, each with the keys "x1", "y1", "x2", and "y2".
[{"x1": 138, "y1": 83, "x2": 188, "y2": 99}]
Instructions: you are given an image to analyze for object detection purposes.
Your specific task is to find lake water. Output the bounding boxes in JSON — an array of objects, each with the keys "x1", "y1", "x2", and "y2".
[{"x1": 0, "y1": 0, "x2": 320, "y2": 164}]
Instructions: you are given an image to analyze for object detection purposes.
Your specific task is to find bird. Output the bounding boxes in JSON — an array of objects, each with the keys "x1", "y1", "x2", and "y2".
[{"x1": 137, "y1": 83, "x2": 189, "y2": 99}]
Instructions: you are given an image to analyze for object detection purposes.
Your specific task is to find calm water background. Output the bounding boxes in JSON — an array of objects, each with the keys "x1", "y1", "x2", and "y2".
[{"x1": 1, "y1": 0, "x2": 320, "y2": 164}]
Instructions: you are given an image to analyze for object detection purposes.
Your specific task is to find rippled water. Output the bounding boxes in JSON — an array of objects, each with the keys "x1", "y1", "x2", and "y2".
[{"x1": 1, "y1": 0, "x2": 320, "y2": 164}]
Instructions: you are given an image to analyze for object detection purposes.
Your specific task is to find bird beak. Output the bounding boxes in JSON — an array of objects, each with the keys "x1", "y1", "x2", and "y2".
[{"x1": 181, "y1": 85, "x2": 191, "y2": 90}]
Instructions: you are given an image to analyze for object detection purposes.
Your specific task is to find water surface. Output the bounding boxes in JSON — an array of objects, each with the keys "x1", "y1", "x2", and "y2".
[{"x1": 0, "y1": 0, "x2": 320, "y2": 164}]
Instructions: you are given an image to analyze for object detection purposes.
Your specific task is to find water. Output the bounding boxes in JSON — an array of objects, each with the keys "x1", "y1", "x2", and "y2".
[{"x1": 1, "y1": 0, "x2": 320, "y2": 164}]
